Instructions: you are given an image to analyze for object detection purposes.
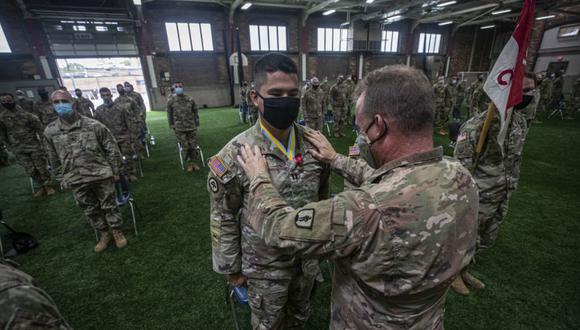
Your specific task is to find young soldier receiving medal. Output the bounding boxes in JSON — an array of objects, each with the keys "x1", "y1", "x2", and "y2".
[{"x1": 207, "y1": 53, "x2": 330, "y2": 329}]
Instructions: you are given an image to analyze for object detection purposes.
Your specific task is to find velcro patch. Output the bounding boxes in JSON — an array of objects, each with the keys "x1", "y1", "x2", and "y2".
[
  {"x1": 208, "y1": 177, "x2": 219, "y2": 193},
  {"x1": 348, "y1": 145, "x2": 360, "y2": 157},
  {"x1": 295, "y1": 209, "x2": 315, "y2": 229},
  {"x1": 209, "y1": 156, "x2": 229, "y2": 177}
]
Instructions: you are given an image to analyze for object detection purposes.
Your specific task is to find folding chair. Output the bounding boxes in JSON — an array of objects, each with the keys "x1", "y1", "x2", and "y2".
[
  {"x1": 177, "y1": 142, "x2": 206, "y2": 170},
  {"x1": 548, "y1": 97, "x2": 566, "y2": 120},
  {"x1": 324, "y1": 111, "x2": 335, "y2": 136},
  {"x1": 224, "y1": 282, "x2": 249, "y2": 330},
  {"x1": 28, "y1": 178, "x2": 35, "y2": 194}
]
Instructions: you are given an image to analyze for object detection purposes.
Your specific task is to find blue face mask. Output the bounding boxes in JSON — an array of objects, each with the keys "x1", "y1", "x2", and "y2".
[
  {"x1": 54, "y1": 102, "x2": 74, "y2": 118},
  {"x1": 174, "y1": 87, "x2": 184, "y2": 95}
]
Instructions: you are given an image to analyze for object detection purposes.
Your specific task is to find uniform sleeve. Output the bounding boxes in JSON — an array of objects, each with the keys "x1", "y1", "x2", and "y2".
[
  {"x1": 246, "y1": 174, "x2": 379, "y2": 259},
  {"x1": 122, "y1": 106, "x2": 135, "y2": 141},
  {"x1": 167, "y1": 100, "x2": 174, "y2": 128},
  {"x1": 28, "y1": 113, "x2": 43, "y2": 136},
  {"x1": 330, "y1": 154, "x2": 374, "y2": 187},
  {"x1": 208, "y1": 170, "x2": 243, "y2": 275},
  {"x1": 137, "y1": 94, "x2": 146, "y2": 122},
  {"x1": 453, "y1": 124, "x2": 477, "y2": 170},
  {"x1": 95, "y1": 124, "x2": 122, "y2": 176},
  {"x1": 43, "y1": 130, "x2": 62, "y2": 180},
  {"x1": 318, "y1": 163, "x2": 331, "y2": 200},
  {"x1": 192, "y1": 99, "x2": 199, "y2": 127}
]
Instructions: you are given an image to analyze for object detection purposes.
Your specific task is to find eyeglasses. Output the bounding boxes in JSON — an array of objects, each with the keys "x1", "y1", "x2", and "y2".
[{"x1": 52, "y1": 99, "x2": 71, "y2": 104}]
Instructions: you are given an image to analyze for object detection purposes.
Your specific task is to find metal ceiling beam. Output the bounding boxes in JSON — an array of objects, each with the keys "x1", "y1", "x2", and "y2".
[
  {"x1": 302, "y1": 0, "x2": 338, "y2": 25},
  {"x1": 229, "y1": 0, "x2": 244, "y2": 24},
  {"x1": 418, "y1": 0, "x2": 521, "y2": 23},
  {"x1": 459, "y1": 13, "x2": 519, "y2": 27}
]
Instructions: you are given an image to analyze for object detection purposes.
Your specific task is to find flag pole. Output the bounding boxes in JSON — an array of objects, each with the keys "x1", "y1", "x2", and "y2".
[{"x1": 471, "y1": 102, "x2": 497, "y2": 172}]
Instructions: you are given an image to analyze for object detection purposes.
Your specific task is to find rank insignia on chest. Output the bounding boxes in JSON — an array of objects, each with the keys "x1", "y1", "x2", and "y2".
[
  {"x1": 209, "y1": 156, "x2": 228, "y2": 177},
  {"x1": 348, "y1": 145, "x2": 360, "y2": 157}
]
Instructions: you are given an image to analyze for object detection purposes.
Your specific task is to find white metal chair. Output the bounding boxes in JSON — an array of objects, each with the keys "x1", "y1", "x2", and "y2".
[{"x1": 177, "y1": 142, "x2": 205, "y2": 171}]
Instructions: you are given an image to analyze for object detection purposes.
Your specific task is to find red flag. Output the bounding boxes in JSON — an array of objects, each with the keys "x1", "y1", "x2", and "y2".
[{"x1": 483, "y1": 0, "x2": 535, "y2": 144}]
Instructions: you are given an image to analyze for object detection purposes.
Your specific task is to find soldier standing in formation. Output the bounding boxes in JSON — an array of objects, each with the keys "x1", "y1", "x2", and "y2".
[
  {"x1": 115, "y1": 84, "x2": 144, "y2": 158},
  {"x1": 34, "y1": 88, "x2": 59, "y2": 129},
  {"x1": 236, "y1": 65, "x2": 478, "y2": 329},
  {"x1": 167, "y1": 82, "x2": 201, "y2": 172},
  {"x1": 44, "y1": 90, "x2": 127, "y2": 252},
  {"x1": 330, "y1": 75, "x2": 350, "y2": 138},
  {"x1": 94, "y1": 87, "x2": 138, "y2": 182},
  {"x1": 469, "y1": 74, "x2": 489, "y2": 117},
  {"x1": 343, "y1": 75, "x2": 356, "y2": 125},
  {"x1": 208, "y1": 53, "x2": 330, "y2": 329},
  {"x1": 14, "y1": 90, "x2": 34, "y2": 114},
  {"x1": 451, "y1": 73, "x2": 536, "y2": 295},
  {"x1": 74, "y1": 88, "x2": 95, "y2": 117},
  {"x1": 301, "y1": 77, "x2": 324, "y2": 131},
  {"x1": 0, "y1": 93, "x2": 54, "y2": 197},
  {"x1": 433, "y1": 75, "x2": 451, "y2": 135},
  {"x1": 124, "y1": 82, "x2": 147, "y2": 128},
  {"x1": 319, "y1": 76, "x2": 330, "y2": 114},
  {"x1": 537, "y1": 73, "x2": 553, "y2": 114}
]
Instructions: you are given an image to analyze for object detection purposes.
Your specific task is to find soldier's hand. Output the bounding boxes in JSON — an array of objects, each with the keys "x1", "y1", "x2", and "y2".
[
  {"x1": 237, "y1": 144, "x2": 268, "y2": 180},
  {"x1": 226, "y1": 273, "x2": 246, "y2": 287},
  {"x1": 304, "y1": 130, "x2": 337, "y2": 163}
]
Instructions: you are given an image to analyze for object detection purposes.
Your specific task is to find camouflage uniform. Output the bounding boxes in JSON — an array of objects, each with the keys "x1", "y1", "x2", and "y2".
[
  {"x1": 127, "y1": 91, "x2": 147, "y2": 132},
  {"x1": 245, "y1": 147, "x2": 478, "y2": 329},
  {"x1": 44, "y1": 115, "x2": 123, "y2": 231},
  {"x1": 319, "y1": 80, "x2": 331, "y2": 113},
  {"x1": 451, "y1": 81, "x2": 465, "y2": 119},
  {"x1": 0, "y1": 105, "x2": 51, "y2": 187},
  {"x1": 571, "y1": 79, "x2": 580, "y2": 113},
  {"x1": 520, "y1": 90, "x2": 540, "y2": 127},
  {"x1": 208, "y1": 123, "x2": 330, "y2": 329},
  {"x1": 301, "y1": 87, "x2": 324, "y2": 131},
  {"x1": 329, "y1": 82, "x2": 350, "y2": 133},
  {"x1": 16, "y1": 97, "x2": 35, "y2": 114},
  {"x1": 94, "y1": 102, "x2": 136, "y2": 177},
  {"x1": 433, "y1": 82, "x2": 452, "y2": 130},
  {"x1": 0, "y1": 259, "x2": 72, "y2": 329},
  {"x1": 167, "y1": 94, "x2": 199, "y2": 165},
  {"x1": 343, "y1": 78, "x2": 356, "y2": 122},
  {"x1": 34, "y1": 100, "x2": 59, "y2": 128},
  {"x1": 538, "y1": 77, "x2": 553, "y2": 113},
  {"x1": 470, "y1": 80, "x2": 489, "y2": 117},
  {"x1": 454, "y1": 109, "x2": 528, "y2": 249},
  {"x1": 115, "y1": 95, "x2": 143, "y2": 156},
  {"x1": 76, "y1": 96, "x2": 95, "y2": 117},
  {"x1": 247, "y1": 89, "x2": 259, "y2": 122}
]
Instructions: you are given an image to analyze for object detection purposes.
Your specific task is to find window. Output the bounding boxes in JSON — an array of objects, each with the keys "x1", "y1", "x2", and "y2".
[
  {"x1": 54, "y1": 25, "x2": 63, "y2": 31},
  {"x1": 381, "y1": 30, "x2": 399, "y2": 52},
  {"x1": 249, "y1": 25, "x2": 287, "y2": 51},
  {"x1": 165, "y1": 22, "x2": 214, "y2": 51},
  {"x1": 558, "y1": 25, "x2": 580, "y2": 39},
  {"x1": 418, "y1": 33, "x2": 441, "y2": 54},
  {"x1": 317, "y1": 28, "x2": 352, "y2": 52},
  {"x1": 0, "y1": 23, "x2": 11, "y2": 53},
  {"x1": 96, "y1": 26, "x2": 108, "y2": 32},
  {"x1": 73, "y1": 25, "x2": 86, "y2": 31},
  {"x1": 117, "y1": 26, "x2": 126, "y2": 32}
]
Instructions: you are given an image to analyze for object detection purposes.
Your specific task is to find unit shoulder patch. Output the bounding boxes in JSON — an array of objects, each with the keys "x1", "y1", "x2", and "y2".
[
  {"x1": 208, "y1": 177, "x2": 219, "y2": 193},
  {"x1": 295, "y1": 209, "x2": 315, "y2": 229}
]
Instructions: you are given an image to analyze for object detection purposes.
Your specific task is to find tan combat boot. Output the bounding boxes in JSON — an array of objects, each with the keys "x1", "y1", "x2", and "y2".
[
  {"x1": 334, "y1": 133, "x2": 341, "y2": 138},
  {"x1": 128, "y1": 175, "x2": 139, "y2": 182},
  {"x1": 112, "y1": 229, "x2": 127, "y2": 249},
  {"x1": 33, "y1": 187, "x2": 46, "y2": 197},
  {"x1": 462, "y1": 271, "x2": 485, "y2": 289},
  {"x1": 44, "y1": 186, "x2": 56, "y2": 196},
  {"x1": 450, "y1": 276, "x2": 470, "y2": 296},
  {"x1": 191, "y1": 163, "x2": 201, "y2": 171},
  {"x1": 186, "y1": 163, "x2": 194, "y2": 172},
  {"x1": 95, "y1": 231, "x2": 112, "y2": 253}
]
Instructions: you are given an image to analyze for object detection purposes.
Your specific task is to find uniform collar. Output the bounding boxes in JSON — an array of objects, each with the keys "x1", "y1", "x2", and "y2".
[
  {"x1": 367, "y1": 147, "x2": 444, "y2": 183},
  {"x1": 252, "y1": 119, "x2": 303, "y2": 161},
  {"x1": 57, "y1": 115, "x2": 83, "y2": 132}
]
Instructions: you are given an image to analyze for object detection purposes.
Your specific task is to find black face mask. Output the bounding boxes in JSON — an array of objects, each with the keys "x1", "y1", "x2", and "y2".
[
  {"x1": 257, "y1": 92, "x2": 300, "y2": 129},
  {"x1": 514, "y1": 94, "x2": 534, "y2": 110},
  {"x1": 1, "y1": 102, "x2": 15, "y2": 110},
  {"x1": 117, "y1": 89, "x2": 125, "y2": 96},
  {"x1": 39, "y1": 92, "x2": 49, "y2": 101}
]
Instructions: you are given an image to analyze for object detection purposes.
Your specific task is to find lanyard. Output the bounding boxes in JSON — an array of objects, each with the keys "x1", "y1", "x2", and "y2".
[{"x1": 260, "y1": 121, "x2": 296, "y2": 161}]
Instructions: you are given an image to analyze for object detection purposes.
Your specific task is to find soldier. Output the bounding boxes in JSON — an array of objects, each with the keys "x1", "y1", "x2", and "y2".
[
  {"x1": 167, "y1": 82, "x2": 201, "y2": 172},
  {"x1": 45, "y1": 90, "x2": 127, "y2": 252},
  {"x1": 0, "y1": 93, "x2": 54, "y2": 197},
  {"x1": 208, "y1": 53, "x2": 330, "y2": 330},
  {"x1": 433, "y1": 76, "x2": 451, "y2": 135},
  {"x1": 470, "y1": 74, "x2": 489, "y2": 117},
  {"x1": 519, "y1": 72, "x2": 540, "y2": 127},
  {"x1": 343, "y1": 75, "x2": 357, "y2": 126},
  {"x1": 115, "y1": 84, "x2": 144, "y2": 158},
  {"x1": 330, "y1": 75, "x2": 349, "y2": 138},
  {"x1": 15, "y1": 90, "x2": 34, "y2": 114},
  {"x1": 236, "y1": 64, "x2": 478, "y2": 329},
  {"x1": 301, "y1": 77, "x2": 324, "y2": 131},
  {"x1": 124, "y1": 82, "x2": 146, "y2": 128},
  {"x1": 452, "y1": 73, "x2": 535, "y2": 295},
  {"x1": 319, "y1": 76, "x2": 331, "y2": 114},
  {"x1": 449, "y1": 75, "x2": 465, "y2": 120},
  {"x1": 34, "y1": 88, "x2": 59, "y2": 129},
  {"x1": 247, "y1": 81, "x2": 259, "y2": 123},
  {"x1": 0, "y1": 258, "x2": 72, "y2": 329},
  {"x1": 74, "y1": 88, "x2": 95, "y2": 117},
  {"x1": 94, "y1": 87, "x2": 138, "y2": 182},
  {"x1": 538, "y1": 73, "x2": 553, "y2": 114}
]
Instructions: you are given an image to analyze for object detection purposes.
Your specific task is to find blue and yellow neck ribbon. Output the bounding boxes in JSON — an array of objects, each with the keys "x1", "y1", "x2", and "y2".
[{"x1": 260, "y1": 120, "x2": 296, "y2": 161}]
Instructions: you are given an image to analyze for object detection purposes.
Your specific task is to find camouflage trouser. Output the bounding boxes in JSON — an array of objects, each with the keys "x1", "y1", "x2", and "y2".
[
  {"x1": 435, "y1": 103, "x2": 450, "y2": 130},
  {"x1": 477, "y1": 198, "x2": 509, "y2": 251},
  {"x1": 304, "y1": 116, "x2": 323, "y2": 132},
  {"x1": 131, "y1": 122, "x2": 145, "y2": 158},
  {"x1": 15, "y1": 151, "x2": 51, "y2": 186},
  {"x1": 247, "y1": 263, "x2": 318, "y2": 330},
  {"x1": 72, "y1": 179, "x2": 122, "y2": 231},
  {"x1": 175, "y1": 130, "x2": 198, "y2": 164},
  {"x1": 332, "y1": 105, "x2": 347, "y2": 133},
  {"x1": 117, "y1": 138, "x2": 136, "y2": 176}
]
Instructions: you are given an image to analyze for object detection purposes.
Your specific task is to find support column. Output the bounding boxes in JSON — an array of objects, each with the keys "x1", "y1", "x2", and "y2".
[
  {"x1": 358, "y1": 53, "x2": 364, "y2": 79},
  {"x1": 467, "y1": 27, "x2": 478, "y2": 71},
  {"x1": 300, "y1": 24, "x2": 308, "y2": 81}
]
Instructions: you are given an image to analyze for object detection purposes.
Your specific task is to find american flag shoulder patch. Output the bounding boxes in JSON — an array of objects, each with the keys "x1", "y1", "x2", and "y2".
[
  {"x1": 348, "y1": 145, "x2": 360, "y2": 157},
  {"x1": 209, "y1": 156, "x2": 229, "y2": 177}
]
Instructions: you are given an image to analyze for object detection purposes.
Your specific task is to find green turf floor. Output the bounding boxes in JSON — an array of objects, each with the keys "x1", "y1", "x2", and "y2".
[{"x1": 0, "y1": 108, "x2": 579, "y2": 329}]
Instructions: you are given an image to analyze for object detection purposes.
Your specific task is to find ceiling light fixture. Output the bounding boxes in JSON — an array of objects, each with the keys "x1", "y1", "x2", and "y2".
[
  {"x1": 340, "y1": 21, "x2": 350, "y2": 26},
  {"x1": 366, "y1": 0, "x2": 375, "y2": 3},
  {"x1": 241, "y1": 3, "x2": 252, "y2": 10},
  {"x1": 323, "y1": 9, "x2": 336, "y2": 16},
  {"x1": 480, "y1": 24, "x2": 495, "y2": 30},
  {"x1": 133, "y1": 0, "x2": 142, "y2": 5},
  {"x1": 536, "y1": 15, "x2": 555, "y2": 21},
  {"x1": 437, "y1": 1, "x2": 457, "y2": 8},
  {"x1": 438, "y1": 21, "x2": 453, "y2": 26},
  {"x1": 491, "y1": 9, "x2": 512, "y2": 15}
]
